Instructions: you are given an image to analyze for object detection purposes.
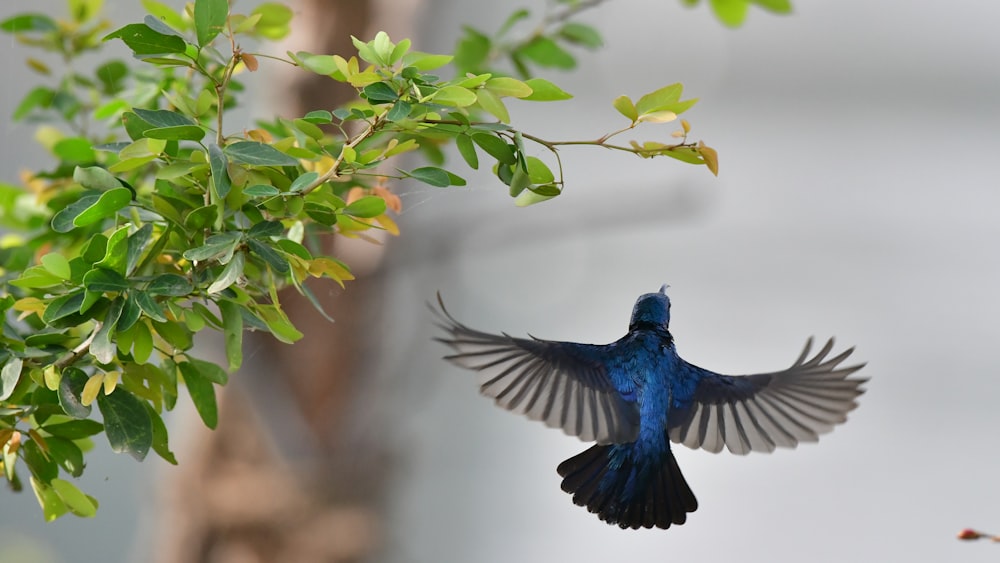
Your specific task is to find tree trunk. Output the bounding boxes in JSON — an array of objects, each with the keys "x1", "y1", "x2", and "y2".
[{"x1": 152, "y1": 1, "x2": 420, "y2": 561}]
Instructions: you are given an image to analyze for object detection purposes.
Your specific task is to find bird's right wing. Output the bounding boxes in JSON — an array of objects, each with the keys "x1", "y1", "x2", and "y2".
[
  {"x1": 433, "y1": 296, "x2": 640, "y2": 444},
  {"x1": 668, "y1": 338, "x2": 866, "y2": 455}
]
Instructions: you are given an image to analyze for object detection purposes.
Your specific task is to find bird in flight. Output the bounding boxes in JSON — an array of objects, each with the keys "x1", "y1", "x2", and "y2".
[{"x1": 433, "y1": 286, "x2": 867, "y2": 529}]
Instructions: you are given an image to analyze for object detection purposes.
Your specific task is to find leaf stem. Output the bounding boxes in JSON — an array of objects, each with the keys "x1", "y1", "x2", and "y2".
[{"x1": 300, "y1": 112, "x2": 386, "y2": 195}]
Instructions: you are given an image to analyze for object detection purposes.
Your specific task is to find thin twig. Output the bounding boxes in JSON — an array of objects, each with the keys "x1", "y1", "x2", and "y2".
[{"x1": 53, "y1": 323, "x2": 101, "y2": 371}]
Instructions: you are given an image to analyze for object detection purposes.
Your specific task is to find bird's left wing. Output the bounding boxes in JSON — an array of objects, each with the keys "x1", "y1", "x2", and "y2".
[
  {"x1": 668, "y1": 338, "x2": 866, "y2": 455},
  {"x1": 433, "y1": 296, "x2": 640, "y2": 444}
]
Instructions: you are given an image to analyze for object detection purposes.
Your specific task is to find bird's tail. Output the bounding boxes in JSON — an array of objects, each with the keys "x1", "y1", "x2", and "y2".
[{"x1": 557, "y1": 442, "x2": 698, "y2": 530}]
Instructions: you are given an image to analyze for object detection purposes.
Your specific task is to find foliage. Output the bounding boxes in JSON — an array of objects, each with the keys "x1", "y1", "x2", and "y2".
[
  {"x1": 0, "y1": 0, "x2": 718, "y2": 521},
  {"x1": 681, "y1": 0, "x2": 793, "y2": 27}
]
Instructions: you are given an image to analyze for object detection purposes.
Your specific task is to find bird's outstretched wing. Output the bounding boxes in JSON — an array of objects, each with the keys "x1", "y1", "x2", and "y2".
[
  {"x1": 433, "y1": 295, "x2": 640, "y2": 444},
  {"x1": 668, "y1": 338, "x2": 866, "y2": 455}
]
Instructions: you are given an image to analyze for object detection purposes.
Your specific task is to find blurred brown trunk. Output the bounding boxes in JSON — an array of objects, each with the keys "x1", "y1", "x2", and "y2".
[{"x1": 153, "y1": 1, "x2": 418, "y2": 561}]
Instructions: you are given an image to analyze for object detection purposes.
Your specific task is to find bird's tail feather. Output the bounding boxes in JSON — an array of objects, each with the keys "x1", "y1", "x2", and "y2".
[{"x1": 557, "y1": 443, "x2": 698, "y2": 529}]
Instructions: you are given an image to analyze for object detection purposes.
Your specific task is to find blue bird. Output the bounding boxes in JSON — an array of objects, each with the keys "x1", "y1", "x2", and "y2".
[{"x1": 433, "y1": 286, "x2": 867, "y2": 530}]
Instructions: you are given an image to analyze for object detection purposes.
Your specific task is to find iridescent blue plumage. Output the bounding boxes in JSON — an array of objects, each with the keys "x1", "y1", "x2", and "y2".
[{"x1": 434, "y1": 287, "x2": 867, "y2": 529}]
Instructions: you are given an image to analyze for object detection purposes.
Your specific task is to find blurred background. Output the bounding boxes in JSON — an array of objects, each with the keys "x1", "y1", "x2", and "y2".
[{"x1": 2, "y1": 0, "x2": 999, "y2": 562}]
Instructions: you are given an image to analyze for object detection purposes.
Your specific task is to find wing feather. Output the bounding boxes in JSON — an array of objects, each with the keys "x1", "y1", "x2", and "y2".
[
  {"x1": 668, "y1": 337, "x2": 866, "y2": 455},
  {"x1": 433, "y1": 296, "x2": 639, "y2": 444}
]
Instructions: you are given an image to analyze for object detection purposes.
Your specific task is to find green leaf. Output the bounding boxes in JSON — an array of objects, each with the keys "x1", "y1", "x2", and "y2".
[
  {"x1": 142, "y1": 1, "x2": 186, "y2": 31},
  {"x1": 13, "y1": 86, "x2": 55, "y2": 120},
  {"x1": 151, "y1": 320, "x2": 192, "y2": 351},
  {"x1": 207, "y1": 251, "x2": 245, "y2": 294},
  {"x1": 753, "y1": 0, "x2": 792, "y2": 12},
  {"x1": 134, "y1": 291, "x2": 167, "y2": 323},
  {"x1": 224, "y1": 141, "x2": 299, "y2": 166},
  {"x1": 57, "y1": 368, "x2": 92, "y2": 419},
  {"x1": 432, "y1": 86, "x2": 477, "y2": 108},
  {"x1": 104, "y1": 23, "x2": 187, "y2": 56},
  {"x1": 485, "y1": 77, "x2": 533, "y2": 98},
  {"x1": 42, "y1": 419, "x2": 104, "y2": 439},
  {"x1": 362, "y1": 82, "x2": 398, "y2": 104},
  {"x1": 144, "y1": 125, "x2": 206, "y2": 141},
  {"x1": 126, "y1": 223, "x2": 153, "y2": 276},
  {"x1": 146, "y1": 273, "x2": 194, "y2": 296},
  {"x1": 514, "y1": 185, "x2": 561, "y2": 206},
  {"x1": 243, "y1": 184, "x2": 280, "y2": 197},
  {"x1": 187, "y1": 358, "x2": 227, "y2": 385},
  {"x1": 525, "y1": 157, "x2": 555, "y2": 184},
  {"x1": 402, "y1": 52, "x2": 453, "y2": 71},
  {"x1": 454, "y1": 26, "x2": 490, "y2": 73},
  {"x1": 471, "y1": 133, "x2": 516, "y2": 165},
  {"x1": 51, "y1": 188, "x2": 132, "y2": 233},
  {"x1": 41, "y1": 291, "x2": 86, "y2": 324},
  {"x1": 1, "y1": 13, "x2": 57, "y2": 33},
  {"x1": 179, "y1": 362, "x2": 217, "y2": 429},
  {"x1": 53, "y1": 138, "x2": 96, "y2": 164},
  {"x1": 289, "y1": 171, "x2": 318, "y2": 193},
  {"x1": 96, "y1": 226, "x2": 130, "y2": 275},
  {"x1": 98, "y1": 388, "x2": 152, "y2": 461},
  {"x1": 182, "y1": 232, "x2": 241, "y2": 263},
  {"x1": 73, "y1": 166, "x2": 120, "y2": 190},
  {"x1": 343, "y1": 196, "x2": 387, "y2": 217},
  {"x1": 194, "y1": 0, "x2": 228, "y2": 46},
  {"x1": 145, "y1": 403, "x2": 177, "y2": 464},
  {"x1": 406, "y1": 167, "x2": 451, "y2": 188},
  {"x1": 635, "y1": 83, "x2": 684, "y2": 115},
  {"x1": 184, "y1": 205, "x2": 219, "y2": 230},
  {"x1": 82, "y1": 235, "x2": 109, "y2": 264},
  {"x1": 208, "y1": 143, "x2": 231, "y2": 200},
  {"x1": 30, "y1": 477, "x2": 68, "y2": 522},
  {"x1": 558, "y1": 22, "x2": 603, "y2": 48},
  {"x1": 1, "y1": 357, "x2": 23, "y2": 401},
  {"x1": 247, "y1": 239, "x2": 290, "y2": 273},
  {"x1": 507, "y1": 166, "x2": 531, "y2": 197},
  {"x1": 218, "y1": 300, "x2": 243, "y2": 371},
  {"x1": 248, "y1": 220, "x2": 284, "y2": 239},
  {"x1": 51, "y1": 478, "x2": 97, "y2": 517},
  {"x1": 117, "y1": 293, "x2": 142, "y2": 333},
  {"x1": 299, "y1": 53, "x2": 338, "y2": 74},
  {"x1": 474, "y1": 88, "x2": 509, "y2": 122},
  {"x1": 518, "y1": 36, "x2": 576, "y2": 69},
  {"x1": 82, "y1": 268, "x2": 128, "y2": 293},
  {"x1": 613, "y1": 95, "x2": 638, "y2": 122},
  {"x1": 9, "y1": 266, "x2": 63, "y2": 289},
  {"x1": 41, "y1": 253, "x2": 71, "y2": 280},
  {"x1": 497, "y1": 8, "x2": 530, "y2": 36},
  {"x1": 256, "y1": 304, "x2": 303, "y2": 344},
  {"x1": 131, "y1": 319, "x2": 154, "y2": 363},
  {"x1": 142, "y1": 14, "x2": 183, "y2": 38},
  {"x1": 91, "y1": 298, "x2": 124, "y2": 364},
  {"x1": 522, "y1": 78, "x2": 572, "y2": 101},
  {"x1": 251, "y1": 2, "x2": 293, "y2": 39},
  {"x1": 23, "y1": 439, "x2": 58, "y2": 482},
  {"x1": 302, "y1": 110, "x2": 333, "y2": 124},
  {"x1": 46, "y1": 438, "x2": 84, "y2": 478},
  {"x1": 709, "y1": 0, "x2": 751, "y2": 26},
  {"x1": 132, "y1": 108, "x2": 195, "y2": 128},
  {"x1": 455, "y1": 135, "x2": 479, "y2": 169},
  {"x1": 386, "y1": 100, "x2": 412, "y2": 122}
]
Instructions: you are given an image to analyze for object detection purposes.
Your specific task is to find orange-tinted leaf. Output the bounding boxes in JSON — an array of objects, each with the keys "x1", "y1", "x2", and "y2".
[{"x1": 697, "y1": 141, "x2": 719, "y2": 176}]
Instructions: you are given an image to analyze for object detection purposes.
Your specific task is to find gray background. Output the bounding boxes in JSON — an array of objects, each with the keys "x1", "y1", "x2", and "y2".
[{"x1": 2, "y1": 1, "x2": 999, "y2": 562}]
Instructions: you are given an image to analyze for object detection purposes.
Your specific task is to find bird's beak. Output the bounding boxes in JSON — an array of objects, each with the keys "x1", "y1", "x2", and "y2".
[{"x1": 659, "y1": 284, "x2": 669, "y2": 294}]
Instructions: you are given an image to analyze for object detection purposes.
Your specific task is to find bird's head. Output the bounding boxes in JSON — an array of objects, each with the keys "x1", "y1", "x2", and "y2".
[{"x1": 629, "y1": 285, "x2": 671, "y2": 331}]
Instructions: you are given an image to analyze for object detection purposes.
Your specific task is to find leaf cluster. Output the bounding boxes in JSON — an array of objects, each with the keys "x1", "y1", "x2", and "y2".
[{"x1": 0, "y1": 0, "x2": 719, "y2": 520}]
